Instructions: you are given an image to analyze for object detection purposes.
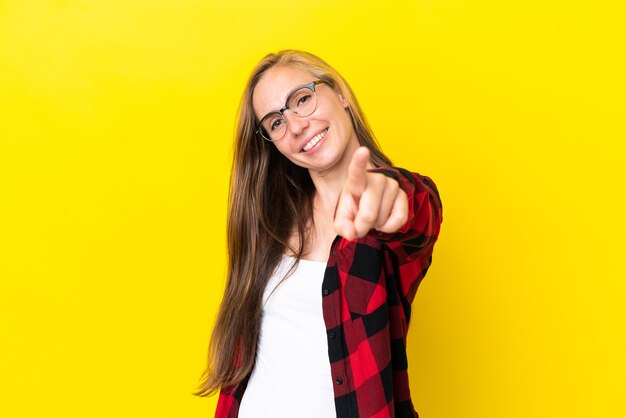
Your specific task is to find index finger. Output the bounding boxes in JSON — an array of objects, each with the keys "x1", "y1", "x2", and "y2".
[{"x1": 345, "y1": 147, "x2": 370, "y2": 192}]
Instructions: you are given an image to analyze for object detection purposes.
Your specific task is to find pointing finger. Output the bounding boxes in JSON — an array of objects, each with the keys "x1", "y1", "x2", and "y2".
[
  {"x1": 345, "y1": 147, "x2": 370, "y2": 193},
  {"x1": 353, "y1": 174, "x2": 385, "y2": 237}
]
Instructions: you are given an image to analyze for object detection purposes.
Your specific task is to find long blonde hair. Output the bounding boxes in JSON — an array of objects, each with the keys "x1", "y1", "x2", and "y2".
[{"x1": 195, "y1": 50, "x2": 392, "y2": 396}]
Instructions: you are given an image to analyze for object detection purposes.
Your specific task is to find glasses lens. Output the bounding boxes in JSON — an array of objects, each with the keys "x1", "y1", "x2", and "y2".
[
  {"x1": 258, "y1": 83, "x2": 320, "y2": 142},
  {"x1": 287, "y1": 87, "x2": 317, "y2": 117},
  {"x1": 260, "y1": 113, "x2": 287, "y2": 141}
]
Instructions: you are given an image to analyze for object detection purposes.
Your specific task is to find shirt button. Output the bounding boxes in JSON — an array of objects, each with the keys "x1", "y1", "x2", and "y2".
[
  {"x1": 332, "y1": 250, "x2": 337, "y2": 256},
  {"x1": 335, "y1": 377, "x2": 343, "y2": 385},
  {"x1": 328, "y1": 331, "x2": 336, "y2": 340},
  {"x1": 323, "y1": 288, "x2": 330, "y2": 296}
]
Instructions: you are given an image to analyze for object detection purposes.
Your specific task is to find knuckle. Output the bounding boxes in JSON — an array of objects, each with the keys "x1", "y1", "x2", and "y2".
[
  {"x1": 368, "y1": 172, "x2": 384, "y2": 185},
  {"x1": 397, "y1": 208, "x2": 409, "y2": 226},
  {"x1": 387, "y1": 179, "x2": 399, "y2": 192},
  {"x1": 359, "y1": 210, "x2": 377, "y2": 224}
]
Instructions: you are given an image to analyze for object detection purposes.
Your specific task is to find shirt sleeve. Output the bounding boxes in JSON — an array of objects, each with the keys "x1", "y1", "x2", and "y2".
[
  {"x1": 367, "y1": 166, "x2": 443, "y2": 305},
  {"x1": 367, "y1": 167, "x2": 443, "y2": 251}
]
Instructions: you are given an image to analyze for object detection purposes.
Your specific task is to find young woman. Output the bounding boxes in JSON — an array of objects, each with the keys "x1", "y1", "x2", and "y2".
[{"x1": 196, "y1": 50, "x2": 443, "y2": 418}]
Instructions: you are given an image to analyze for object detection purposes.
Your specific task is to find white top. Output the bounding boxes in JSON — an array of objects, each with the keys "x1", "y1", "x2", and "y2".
[{"x1": 238, "y1": 255, "x2": 337, "y2": 418}]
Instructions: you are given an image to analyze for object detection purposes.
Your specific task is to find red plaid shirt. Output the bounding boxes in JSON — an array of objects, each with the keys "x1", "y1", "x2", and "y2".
[{"x1": 214, "y1": 167, "x2": 443, "y2": 418}]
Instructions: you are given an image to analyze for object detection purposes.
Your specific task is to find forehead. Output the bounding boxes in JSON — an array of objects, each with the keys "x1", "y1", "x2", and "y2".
[{"x1": 252, "y1": 66, "x2": 314, "y2": 119}]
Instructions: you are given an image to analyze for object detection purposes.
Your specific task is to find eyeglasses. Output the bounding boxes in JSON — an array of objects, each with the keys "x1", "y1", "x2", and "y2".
[{"x1": 256, "y1": 80, "x2": 325, "y2": 142}]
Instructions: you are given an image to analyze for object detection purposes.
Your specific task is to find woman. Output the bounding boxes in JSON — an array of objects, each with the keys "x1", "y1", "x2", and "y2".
[{"x1": 196, "y1": 50, "x2": 443, "y2": 418}]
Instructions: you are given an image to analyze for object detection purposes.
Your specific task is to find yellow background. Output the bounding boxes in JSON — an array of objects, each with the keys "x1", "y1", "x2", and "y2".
[{"x1": 1, "y1": 1, "x2": 624, "y2": 417}]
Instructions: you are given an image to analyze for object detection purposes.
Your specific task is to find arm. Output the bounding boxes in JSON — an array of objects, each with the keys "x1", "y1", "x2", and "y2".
[{"x1": 334, "y1": 148, "x2": 443, "y2": 306}]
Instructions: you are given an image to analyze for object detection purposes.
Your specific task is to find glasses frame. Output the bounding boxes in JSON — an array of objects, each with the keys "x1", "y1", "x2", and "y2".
[{"x1": 255, "y1": 80, "x2": 326, "y2": 142}]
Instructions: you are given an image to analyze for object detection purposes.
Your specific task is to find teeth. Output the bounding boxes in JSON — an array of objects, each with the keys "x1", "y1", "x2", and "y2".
[{"x1": 302, "y1": 129, "x2": 328, "y2": 152}]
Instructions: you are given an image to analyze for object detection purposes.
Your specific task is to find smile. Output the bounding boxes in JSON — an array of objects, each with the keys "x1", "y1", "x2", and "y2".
[{"x1": 301, "y1": 128, "x2": 328, "y2": 152}]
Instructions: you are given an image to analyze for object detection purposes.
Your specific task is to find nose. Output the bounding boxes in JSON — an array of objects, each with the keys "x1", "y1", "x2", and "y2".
[{"x1": 285, "y1": 112, "x2": 309, "y2": 138}]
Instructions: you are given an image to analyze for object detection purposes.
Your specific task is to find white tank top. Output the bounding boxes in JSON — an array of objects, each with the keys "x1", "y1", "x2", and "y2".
[{"x1": 238, "y1": 255, "x2": 337, "y2": 418}]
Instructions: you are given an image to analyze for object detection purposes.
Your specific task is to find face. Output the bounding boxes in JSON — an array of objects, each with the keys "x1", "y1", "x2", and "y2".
[{"x1": 252, "y1": 65, "x2": 360, "y2": 176}]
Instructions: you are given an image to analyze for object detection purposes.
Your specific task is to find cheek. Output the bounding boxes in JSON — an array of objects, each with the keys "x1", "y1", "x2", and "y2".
[
  {"x1": 330, "y1": 108, "x2": 352, "y2": 133},
  {"x1": 273, "y1": 141, "x2": 294, "y2": 158},
  {"x1": 327, "y1": 101, "x2": 351, "y2": 124}
]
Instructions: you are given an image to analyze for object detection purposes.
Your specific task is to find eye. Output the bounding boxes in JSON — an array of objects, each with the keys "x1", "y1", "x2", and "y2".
[
  {"x1": 296, "y1": 90, "x2": 313, "y2": 109},
  {"x1": 261, "y1": 113, "x2": 285, "y2": 133},
  {"x1": 289, "y1": 89, "x2": 314, "y2": 111},
  {"x1": 297, "y1": 93, "x2": 312, "y2": 106},
  {"x1": 269, "y1": 117, "x2": 285, "y2": 132}
]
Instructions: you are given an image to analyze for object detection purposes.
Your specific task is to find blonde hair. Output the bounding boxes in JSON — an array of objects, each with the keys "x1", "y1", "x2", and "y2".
[{"x1": 195, "y1": 50, "x2": 392, "y2": 396}]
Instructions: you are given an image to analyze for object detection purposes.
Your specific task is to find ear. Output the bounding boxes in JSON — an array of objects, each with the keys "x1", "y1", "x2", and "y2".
[{"x1": 337, "y1": 90, "x2": 349, "y2": 109}]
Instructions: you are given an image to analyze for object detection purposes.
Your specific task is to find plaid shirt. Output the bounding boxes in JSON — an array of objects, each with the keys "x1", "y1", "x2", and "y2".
[{"x1": 214, "y1": 167, "x2": 443, "y2": 418}]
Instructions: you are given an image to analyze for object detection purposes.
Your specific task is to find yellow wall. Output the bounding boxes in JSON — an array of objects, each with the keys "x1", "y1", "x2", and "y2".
[{"x1": 1, "y1": 1, "x2": 624, "y2": 417}]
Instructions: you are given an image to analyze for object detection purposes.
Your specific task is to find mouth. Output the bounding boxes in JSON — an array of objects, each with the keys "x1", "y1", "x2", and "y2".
[{"x1": 301, "y1": 128, "x2": 328, "y2": 152}]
